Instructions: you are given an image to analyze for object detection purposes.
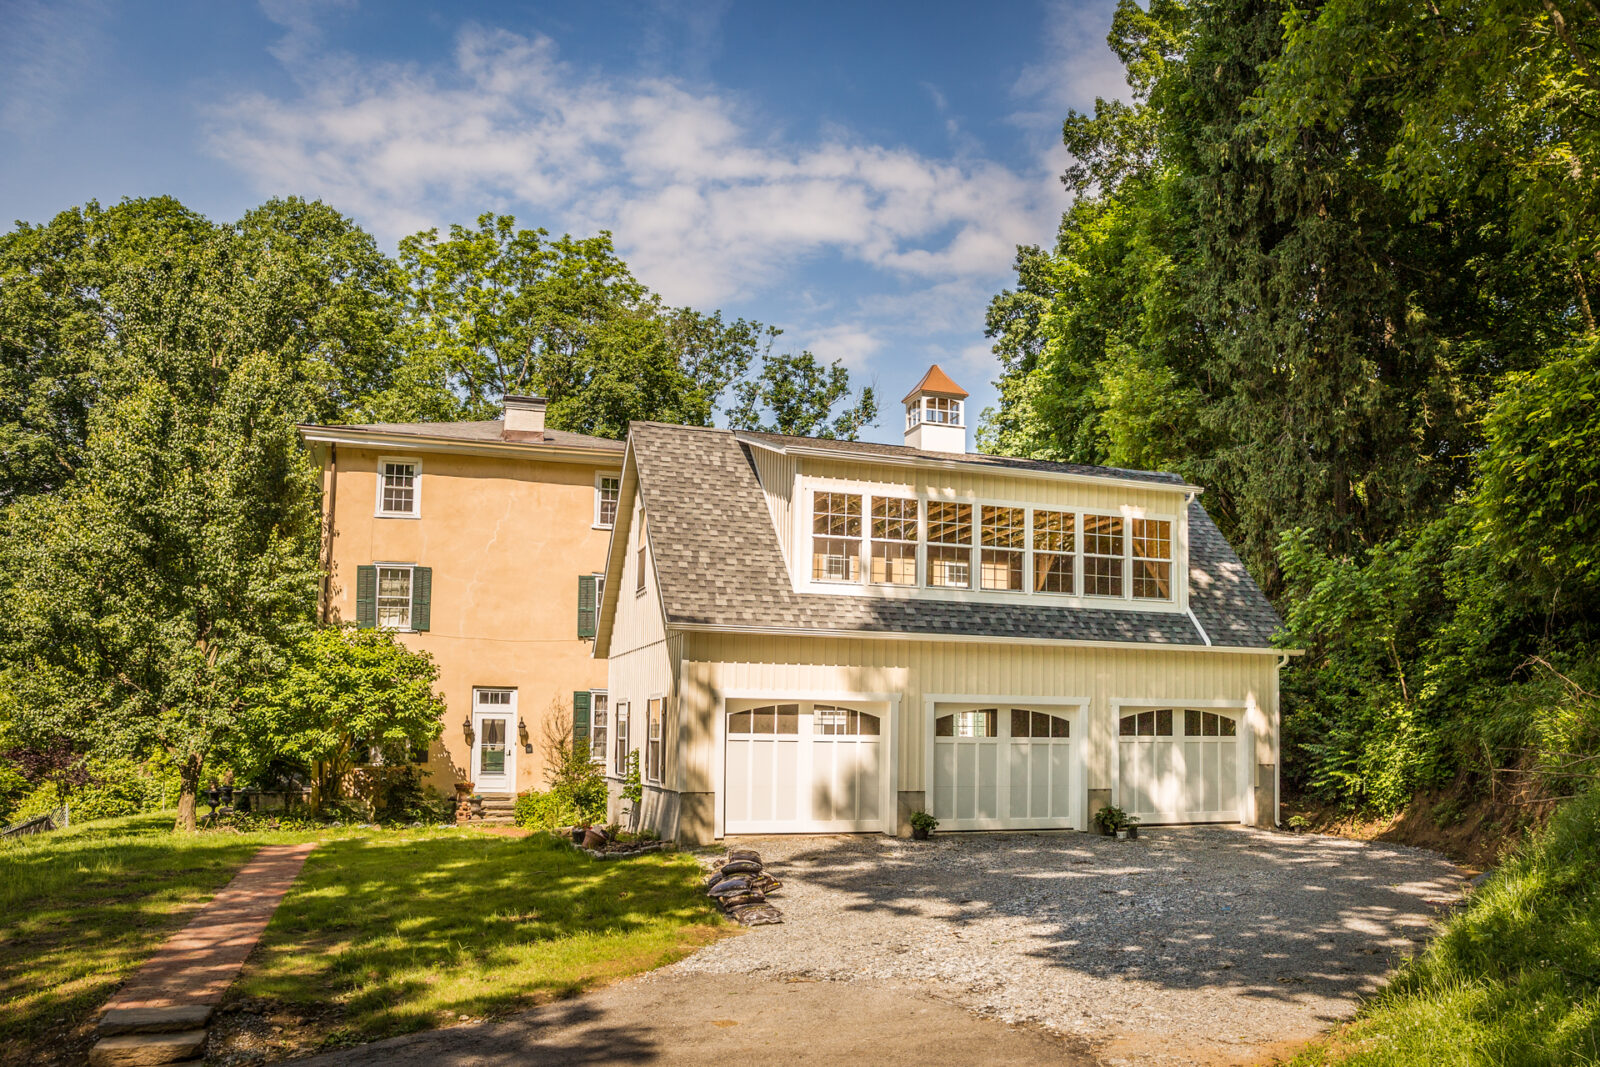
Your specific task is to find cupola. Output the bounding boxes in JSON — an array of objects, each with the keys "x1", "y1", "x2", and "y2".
[{"x1": 902, "y1": 364, "x2": 968, "y2": 453}]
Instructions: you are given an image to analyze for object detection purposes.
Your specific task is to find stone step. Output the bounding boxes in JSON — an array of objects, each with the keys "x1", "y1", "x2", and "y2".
[
  {"x1": 89, "y1": 1029, "x2": 207, "y2": 1066},
  {"x1": 97, "y1": 1005, "x2": 212, "y2": 1036}
]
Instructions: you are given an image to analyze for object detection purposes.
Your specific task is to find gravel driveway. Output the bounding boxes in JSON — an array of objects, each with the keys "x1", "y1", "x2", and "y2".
[{"x1": 659, "y1": 827, "x2": 1466, "y2": 1066}]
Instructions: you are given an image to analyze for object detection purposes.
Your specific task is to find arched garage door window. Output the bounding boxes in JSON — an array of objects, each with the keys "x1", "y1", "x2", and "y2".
[{"x1": 1118, "y1": 708, "x2": 1241, "y2": 823}]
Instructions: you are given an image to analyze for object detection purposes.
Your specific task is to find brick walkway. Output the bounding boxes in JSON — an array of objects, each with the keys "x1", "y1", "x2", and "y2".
[{"x1": 102, "y1": 842, "x2": 317, "y2": 1014}]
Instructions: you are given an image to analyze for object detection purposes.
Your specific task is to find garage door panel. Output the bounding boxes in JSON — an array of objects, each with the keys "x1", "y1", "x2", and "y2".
[
  {"x1": 936, "y1": 704, "x2": 1081, "y2": 830},
  {"x1": 726, "y1": 702, "x2": 886, "y2": 834},
  {"x1": 1120, "y1": 709, "x2": 1242, "y2": 823}
]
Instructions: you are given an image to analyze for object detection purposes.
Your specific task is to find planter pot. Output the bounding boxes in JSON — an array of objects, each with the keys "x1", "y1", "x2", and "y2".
[
  {"x1": 1126, "y1": 825, "x2": 1139, "y2": 840},
  {"x1": 571, "y1": 827, "x2": 587, "y2": 844},
  {"x1": 911, "y1": 827, "x2": 931, "y2": 841},
  {"x1": 1115, "y1": 828, "x2": 1130, "y2": 840},
  {"x1": 582, "y1": 827, "x2": 609, "y2": 850}
]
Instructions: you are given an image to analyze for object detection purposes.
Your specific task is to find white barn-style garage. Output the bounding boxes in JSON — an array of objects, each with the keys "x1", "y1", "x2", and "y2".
[{"x1": 594, "y1": 366, "x2": 1293, "y2": 844}]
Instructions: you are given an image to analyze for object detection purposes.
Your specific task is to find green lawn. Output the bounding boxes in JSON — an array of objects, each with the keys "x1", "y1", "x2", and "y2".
[
  {"x1": 232, "y1": 831, "x2": 723, "y2": 1053},
  {"x1": 1291, "y1": 789, "x2": 1600, "y2": 1066},
  {"x1": 1, "y1": 814, "x2": 724, "y2": 1064},
  {"x1": 0, "y1": 811, "x2": 325, "y2": 1065}
]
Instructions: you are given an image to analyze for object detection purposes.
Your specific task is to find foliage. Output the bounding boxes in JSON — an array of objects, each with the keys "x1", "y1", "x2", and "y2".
[
  {"x1": 909, "y1": 810, "x2": 938, "y2": 834},
  {"x1": 394, "y1": 213, "x2": 769, "y2": 432},
  {"x1": 1092, "y1": 804, "x2": 1131, "y2": 834},
  {"x1": 367, "y1": 765, "x2": 452, "y2": 825},
  {"x1": 726, "y1": 348, "x2": 879, "y2": 440},
  {"x1": 1291, "y1": 788, "x2": 1600, "y2": 1065},
  {"x1": 621, "y1": 749, "x2": 643, "y2": 809},
  {"x1": 247, "y1": 626, "x2": 445, "y2": 813},
  {"x1": 512, "y1": 783, "x2": 606, "y2": 833}
]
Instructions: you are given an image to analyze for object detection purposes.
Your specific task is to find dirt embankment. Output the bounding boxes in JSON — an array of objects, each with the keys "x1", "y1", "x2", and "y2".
[{"x1": 1284, "y1": 774, "x2": 1559, "y2": 870}]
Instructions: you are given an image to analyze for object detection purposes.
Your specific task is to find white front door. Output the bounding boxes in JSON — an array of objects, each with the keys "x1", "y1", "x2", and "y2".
[
  {"x1": 471, "y1": 688, "x2": 517, "y2": 793},
  {"x1": 1117, "y1": 708, "x2": 1242, "y2": 823},
  {"x1": 931, "y1": 704, "x2": 1083, "y2": 830}
]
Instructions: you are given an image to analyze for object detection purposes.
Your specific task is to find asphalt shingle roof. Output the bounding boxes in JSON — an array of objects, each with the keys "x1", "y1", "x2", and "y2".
[
  {"x1": 334, "y1": 420, "x2": 625, "y2": 452},
  {"x1": 630, "y1": 422, "x2": 1282, "y2": 649}
]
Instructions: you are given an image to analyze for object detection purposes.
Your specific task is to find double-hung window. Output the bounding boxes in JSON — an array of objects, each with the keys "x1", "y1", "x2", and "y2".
[
  {"x1": 869, "y1": 496, "x2": 917, "y2": 585},
  {"x1": 812, "y1": 492, "x2": 862, "y2": 583},
  {"x1": 377, "y1": 566, "x2": 414, "y2": 629},
  {"x1": 594, "y1": 474, "x2": 620, "y2": 529},
  {"x1": 1033, "y1": 510, "x2": 1075, "y2": 594},
  {"x1": 926, "y1": 501, "x2": 972, "y2": 588},
  {"x1": 377, "y1": 459, "x2": 419, "y2": 517},
  {"x1": 614, "y1": 702, "x2": 630, "y2": 776},
  {"x1": 980, "y1": 505, "x2": 1024, "y2": 591},
  {"x1": 1083, "y1": 514, "x2": 1125, "y2": 597},
  {"x1": 1131, "y1": 518, "x2": 1172, "y2": 599},
  {"x1": 635, "y1": 521, "x2": 647, "y2": 594},
  {"x1": 590, "y1": 691, "x2": 608, "y2": 765},
  {"x1": 646, "y1": 698, "x2": 663, "y2": 783}
]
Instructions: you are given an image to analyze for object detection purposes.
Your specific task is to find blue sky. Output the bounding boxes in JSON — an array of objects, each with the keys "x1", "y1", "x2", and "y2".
[{"x1": 0, "y1": 0, "x2": 1128, "y2": 445}]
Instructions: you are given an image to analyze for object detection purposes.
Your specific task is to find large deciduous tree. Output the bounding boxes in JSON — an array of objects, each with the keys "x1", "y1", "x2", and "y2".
[
  {"x1": 0, "y1": 231, "x2": 323, "y2": 830},
  {"x1": 725, "y1": 349, "x2": 879, "y2": 440}
]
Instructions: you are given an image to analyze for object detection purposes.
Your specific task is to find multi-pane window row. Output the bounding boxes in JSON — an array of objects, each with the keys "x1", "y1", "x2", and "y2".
[
  {"x1": 905, "y1": 396, "x2": 963, "y2": 429},
  {"x1": 810, "y1": 491, "x2": 1173, "y2": 600},
  {"x1": 1118, "y1": 709, "x2": 1237, "y2": 737}
]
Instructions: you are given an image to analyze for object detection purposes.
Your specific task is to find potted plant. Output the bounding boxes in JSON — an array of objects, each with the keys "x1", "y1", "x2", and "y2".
[
  {"x1": 1092, "y1": 804, "x2": 1127, "y2": 837},
  {"x1": 909, "y1": 810, "x2": 938, "y2": 840},
  {"x1": 1121, "y1": 814, "x2": 1141, "y2": 840}
]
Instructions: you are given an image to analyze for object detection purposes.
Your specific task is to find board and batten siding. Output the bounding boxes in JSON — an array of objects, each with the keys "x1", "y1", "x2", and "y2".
[
  {"x1": 746, "y1": 444, "x2": 799, "y2": 567},
  {"x1": 681, "y1": 632, "x2": 1279, "y2": 824},
  {"x1": 794, "y1": 455, "x2": 1187, "y2": 515}
]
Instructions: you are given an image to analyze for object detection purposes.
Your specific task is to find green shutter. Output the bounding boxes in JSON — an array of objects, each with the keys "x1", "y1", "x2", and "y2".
[
  {"x1": 411, "y1": 567, "x2": 432, "y2": 631},
  {"x1": 573, "y1": 690, "x2": 591, "y2": 755},
  {"x1": 355, "y1": 565, "x2": 377, "y2": 628},
  {"x1": 577, "y1": 574, "x2": 597, "y2": 638}
]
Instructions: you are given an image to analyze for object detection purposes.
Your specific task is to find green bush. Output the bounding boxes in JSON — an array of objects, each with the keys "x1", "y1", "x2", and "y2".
[
  {"x1": 513, "y1": 774, "x2": 608, "y2": 832},
  {"x1": 0, "y1": 762, "x2": 28, "y2": 824}
]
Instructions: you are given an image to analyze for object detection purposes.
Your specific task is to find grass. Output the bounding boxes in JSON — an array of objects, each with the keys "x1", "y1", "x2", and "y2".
[
  {"x1": 231, "y1": 830, "x2": 724, "y2": 1052},
  {"x1": 1, "y1": 814, "x2": 723, "y2": 1064},
  {"x1": 0, "y1": 811, "x2": 325, "y2": 1064},
  {"x1": 1291, "y1": 788, "x2": 1600, "y2": 1066}
]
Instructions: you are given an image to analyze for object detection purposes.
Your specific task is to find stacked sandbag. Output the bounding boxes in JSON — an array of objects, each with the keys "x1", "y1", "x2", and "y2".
[{"x1": 704, "y1": 849, "x2": 784, "y2": 925}]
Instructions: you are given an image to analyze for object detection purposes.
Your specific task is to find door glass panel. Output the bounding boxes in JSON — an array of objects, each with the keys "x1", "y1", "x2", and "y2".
[
  {"x1": 1204, "y1": 712, "x2": 1219, "y2": 737},
  {"x1": 753, "y1": 706, "x2": 774, "y2": 734},
  {"x1": 1032, "y1": 710, "x2": 1050, "y2": 738},
  {"x1": 1011, "y1": 708, "x2": 1030, "y2": 738},
  {"x1": 1219, "y1": 715, "x2": 1237, "y2": 737},
  {"x1": 1119, "y1": 714, "x2": 1136, "y2": 736},
  {"x1": 1156, "y1": 709, "x2": 1173, "y2": 736},
  {"x1": 480, "y1": 718, "x2": 506, "y2": 774},
  {"x1": 729, "y1": 709, "x2": 752, "y2": 734},
  {"x1": 1051, "y1": 715, "x2": 1070, "y2": 738},
  {"x1": 776, "y1": 704, "x2": 800, "y2": 734},
  {"x1": 936, "y1": 714, "x2": 954, "y2": 737},
  {"x1": 1185, "y1": 709, "x2": 1201, "y2": 736}
]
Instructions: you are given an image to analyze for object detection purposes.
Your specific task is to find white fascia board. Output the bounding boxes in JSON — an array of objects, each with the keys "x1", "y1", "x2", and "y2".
[{"x1": 736, "y1": 433, "x2": 1204, "y2": 497}]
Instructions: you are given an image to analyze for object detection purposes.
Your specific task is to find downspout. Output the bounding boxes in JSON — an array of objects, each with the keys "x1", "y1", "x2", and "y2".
[{"x1": 320, "y1": 443, "x2": 337, "y2": 624}]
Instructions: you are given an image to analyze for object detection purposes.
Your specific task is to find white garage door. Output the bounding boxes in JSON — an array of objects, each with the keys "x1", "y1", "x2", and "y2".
[
  {"x1": 724, "y1": 702, "x2": 885, "y2": 833},
  {"x1": 1117, "y1": 708, "x2": 1242, "y2": 824},
  {"x1": 931, "y1": 705, "x2": 1082, "y2": 830}
]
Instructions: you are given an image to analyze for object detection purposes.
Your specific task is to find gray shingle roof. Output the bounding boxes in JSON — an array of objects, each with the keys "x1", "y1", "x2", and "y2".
[
  {"x1": 333, "y1": 420, "x2": 625, "y2": 452},
  {"x1": 631, "y1": 422, "x2": 1282, "y2": 649},
  {"x1": 735, "y1": 430, "x2": 1193, "y2": 487}
]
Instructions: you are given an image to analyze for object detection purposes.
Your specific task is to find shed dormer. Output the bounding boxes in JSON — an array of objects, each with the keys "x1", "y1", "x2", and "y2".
[{"x1": 902, "y1": 364, "x2": 969, "y2": 453}]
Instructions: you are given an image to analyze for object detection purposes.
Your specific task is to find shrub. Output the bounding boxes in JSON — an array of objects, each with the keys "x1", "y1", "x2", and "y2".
[{"x1": 513, "y1": 773, "x2": 608, "y2": 832}]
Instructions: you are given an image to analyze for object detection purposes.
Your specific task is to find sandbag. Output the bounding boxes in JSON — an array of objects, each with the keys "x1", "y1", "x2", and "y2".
[
  {"x1": 708, "y1": 876, "x2": 752, "y2": 897},
  {"x1": 704, "y1": 868, "x2": 732, "y2": 891},
  {"x1": 749, "y1": 874, "x2": 782, "y2": 894},
  {"x1": 717, "y1": 890, "x2": 766, "y2": 908},
  {"x1": 717, "y1": 859, "x2": 763, "y2": 876},
  {"x1": 727, "y1": 902, "x2": 784, "y2": 926},
  {"x1": 725, "y1": 848, "x2": 762, "y2": 865}
]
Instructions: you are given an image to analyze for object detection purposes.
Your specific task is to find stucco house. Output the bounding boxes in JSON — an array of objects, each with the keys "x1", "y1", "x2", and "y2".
[
  {"x1": 301, "y1": 396, "x2": 622, "y2": 805},
  {"x1": 595, "y1": 366, "x2": 1289, "y2": 843}
]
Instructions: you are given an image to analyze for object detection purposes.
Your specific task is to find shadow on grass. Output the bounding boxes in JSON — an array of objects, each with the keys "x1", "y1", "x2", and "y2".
[{"x1": 231, "y1": 831, "x2": 723, "y2": 1051}]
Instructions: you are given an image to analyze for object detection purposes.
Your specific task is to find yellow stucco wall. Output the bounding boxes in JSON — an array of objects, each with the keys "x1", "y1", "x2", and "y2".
[{"x1": 322, "y1": 443, "x2": 619, "y2": 794}]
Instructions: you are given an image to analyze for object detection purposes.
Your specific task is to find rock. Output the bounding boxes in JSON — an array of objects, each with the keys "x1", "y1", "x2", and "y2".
[
  {"x1": 97, "y1": 1005, "x2": 213, "y2": 1036},
  {"x1": 89, "y1": 1030, "x2": 207, "y2": 1066}
]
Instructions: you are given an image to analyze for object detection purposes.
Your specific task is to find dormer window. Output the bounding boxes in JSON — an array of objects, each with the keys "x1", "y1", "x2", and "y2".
[
  {"x1": 812, "y1": 492, "x2": 863, "y2": 583},
  {"x1": 927, "y1": 502, "x2": 973, "y2": 588}
]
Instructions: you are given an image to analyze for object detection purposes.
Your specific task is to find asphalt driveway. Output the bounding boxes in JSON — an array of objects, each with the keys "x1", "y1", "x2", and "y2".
[{"x1": 296, "y1": 827, "x2": 1465, "y2": 1067}]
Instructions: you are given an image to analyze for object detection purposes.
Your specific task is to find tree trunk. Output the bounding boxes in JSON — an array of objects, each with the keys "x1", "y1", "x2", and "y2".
[{"x1": 174, "y1": 752, "x2": 204, "y2": 832}]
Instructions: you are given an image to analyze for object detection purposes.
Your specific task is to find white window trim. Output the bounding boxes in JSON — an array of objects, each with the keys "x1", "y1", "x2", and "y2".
[
  {"x1": 645, "y1": 694, "x2": 664, "y2": 785},
  {"x1": 612, "y1": 701, "x2": 631, "y2": 778},
  {"x1": 373, "y1": 561, "x2": 418, "y2": 632},
  {"x1": 375, "y1": 456, "x2": 422, "y2": 519},
  {"x1": 593, "y1": 471, "x2": 621, "y2": 530},
  {"x1": 792, "y1": 474, "x2": 1185, "y2": 612},
  {"x1": 589, "y1": 689, "x2": 609, "y2": 765}
]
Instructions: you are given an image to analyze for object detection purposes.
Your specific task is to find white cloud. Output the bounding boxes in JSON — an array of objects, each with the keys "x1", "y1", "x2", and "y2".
[
  {"x1": 205, "y1": 21, "x2": 1062, "y2": 307},
  {"x1": 1010, "y1": 0, "x2": 1130, "y2": 129}
]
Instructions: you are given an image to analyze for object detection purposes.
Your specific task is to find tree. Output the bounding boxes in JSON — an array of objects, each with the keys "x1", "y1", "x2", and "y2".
[
  {"x1": 725, "y1": 349, "x2": 878, "y2": 440},
  {"x1": 248, "y1": 627, "x2": 445, "y2": 812},
  {"x1": 0, "y1": 231, "x2": 324, "y2": 830},
  {"x1": 395, "y1": 214, "x2": 769, "y2": 434}
]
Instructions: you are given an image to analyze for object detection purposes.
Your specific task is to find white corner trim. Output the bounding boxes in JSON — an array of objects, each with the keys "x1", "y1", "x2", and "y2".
[{"x1": 1186, "y1": 607, "x2": 1213, "y2": 646}]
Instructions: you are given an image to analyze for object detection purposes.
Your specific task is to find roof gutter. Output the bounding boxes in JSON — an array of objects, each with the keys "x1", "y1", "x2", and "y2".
[
  {"x1": 669, "y1": 619, "x2": 1296, "y2": 656},
  {"x1": 297, "y1": 425, "x2": 623, "y2": 466},
  {"x1": 736, "y1": 433, "x2": 1204, "y2": 496}
]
